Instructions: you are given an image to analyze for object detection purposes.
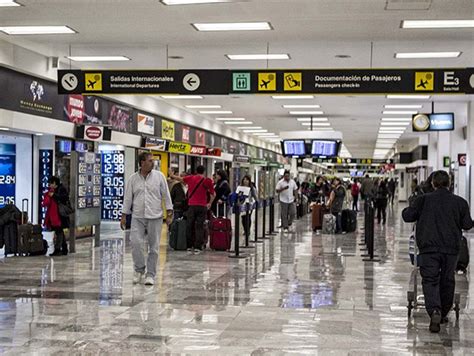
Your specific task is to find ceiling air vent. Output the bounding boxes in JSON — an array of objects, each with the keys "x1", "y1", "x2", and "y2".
[{"x1": 385, "y1": 0, "x2": 432, "y2": 10}]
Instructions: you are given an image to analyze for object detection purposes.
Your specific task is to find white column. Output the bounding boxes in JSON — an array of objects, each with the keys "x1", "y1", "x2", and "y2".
[
  {"x1": 437, "y1": 131, "x2": 451, "y2": 173},
  {"x1": 467, "y1": 102, "x2": 474, "y2": 215},
  {"x1": 427, "y1": 132, "x2": 438, "y2": 172}
]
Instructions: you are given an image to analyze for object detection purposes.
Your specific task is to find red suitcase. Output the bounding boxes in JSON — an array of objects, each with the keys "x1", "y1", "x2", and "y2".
[{"x1": 210, "y1": 204, "x2": 232, "y2": 251}]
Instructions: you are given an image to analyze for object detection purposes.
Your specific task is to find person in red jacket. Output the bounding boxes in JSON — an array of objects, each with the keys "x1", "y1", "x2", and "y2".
[{"x1": 42, "y1": 176, "x2": 71, "y2": 256}]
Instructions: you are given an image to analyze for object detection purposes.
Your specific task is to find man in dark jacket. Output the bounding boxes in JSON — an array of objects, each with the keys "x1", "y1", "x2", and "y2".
[{"x1": 402, "y1": 170, "x2": 473, "y2": 333}]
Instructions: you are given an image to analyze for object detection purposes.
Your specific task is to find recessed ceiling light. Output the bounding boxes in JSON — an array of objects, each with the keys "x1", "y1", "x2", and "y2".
[
  {"x1": 161, "y1": 95, "x2": 203, "y2": 99},
  {"x1": 0, "y1": 0, "x2": 21, "y2": 7},
  {"x1": 35, "y1": 133, "x2": 44, "y2": 136},
  {"x1": 216, "y1": 117, "x2": 245, "y2": 121},
  {"x1": 289, "y1": 111, "x2": 324, "y2": 115},
  {"x1": 384, "y1": 105, "x2": 422, "y2": 109},
  {"x1": 0, "y1": 25, "x2": 76, "y2": 35},
  {"x1": 383, "y1": 110, "x2": 418, "y2": 115},
  {"x1": 386, "y1": 95, "x2": 430, "y2": 100},
  {"x1": 301, "y1": 122, "x2": 331, "y2": 126},
  {"x1": 192, "y1": 22, "x2": 272, "y2": 31},
  {"x1": 199, "y1": 110, "x2": 233, "y2": 114},
  {"x1": 297, "y1": 117, "x2": 328, "y2": 122},
  {"x1": 186, "y1": 105, "x2": 222, "y2": 109},
  {"x1": 237, "y1": 126, "x2": 261, "y2": 129},
  {"x1": 226, "y1": 54, "x2": 290, "y2": 60},
  {"x1": 283, "y1": 105, "x2": 321, "y2": 109},
  {"x1": 161, "y1": 0, "x2": 237, "y2": 4},
  {"x1": 224, "y1": 121, "x2": 253, "y2": 125},
  {"x1": 401, "y1": 20, "x2": 474, "y2": 29},
  {"x1": 272, "y1": 95, "x2": 314, "y2": 100},
  {"x1": 66, "y1": 56, "x2": 130, "y2": 62},
  {"x1": 381, "y1": 118, "x2": 413, "y2": 122},
  {"x1": 395, "y1": 51, "x2": 461, "y2": 59},
  {"x1": 243, "y1": 129, "x2": 268, "y2": 133}
]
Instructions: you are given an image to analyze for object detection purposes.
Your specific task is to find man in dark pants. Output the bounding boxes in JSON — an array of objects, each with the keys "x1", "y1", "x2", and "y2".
[{"x1": 402, "y1": 170, "x2": 473, "y2": 333}]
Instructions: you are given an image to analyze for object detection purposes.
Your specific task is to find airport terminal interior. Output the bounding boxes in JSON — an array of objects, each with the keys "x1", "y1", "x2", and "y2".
[{"x1": 0, "y1": 0, "x2": 473, "y2": 354}]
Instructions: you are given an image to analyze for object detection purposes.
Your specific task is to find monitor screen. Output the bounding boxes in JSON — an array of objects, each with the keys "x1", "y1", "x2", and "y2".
[
  {"x1": 429, "y1": 113, "x2": 454, "y2": 131},
  {"x1": 58, "y1": 140, "x2": 72, "y2": 153},
  {"x1": 311, "y1": 140, "x2": 338, "y2": 157},
  {"x1": 282, "y1": 140, "x2": 306, "y2": 157}
]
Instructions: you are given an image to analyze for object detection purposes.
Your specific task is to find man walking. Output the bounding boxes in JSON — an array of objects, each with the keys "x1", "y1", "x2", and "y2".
[
  {"x1": 276, "y1": 170, "x2": 298, "y2": 233},
  {"x1": 402, "y1": 170, "x2": 473, "y2": 332},
  {"x1": 360, "y1": 174, "x2": 374, "y2": 201},
  {"x1": 171, "y1": 165, "x2": 215, "y2": 254},
  {"x1": 121, "y1": 152, "x2": 173, "y2": 286}
]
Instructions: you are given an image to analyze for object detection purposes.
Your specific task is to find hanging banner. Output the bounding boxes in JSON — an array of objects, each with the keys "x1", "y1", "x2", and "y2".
[
  {"x1": 182, "y1": 126, "x2": 191, "y2": 142},
  {"x1": 195, "y1": 130, "x2": 206, "y2": 146},
  {"x1": 58, "y1": 68, "x2": 474, "y2": 95},
  {"x1": 162, "y1": 119, "x2": 175, "y2": 141},
  {"x1": 38, "y1": 149, "x2": 53, "y2": 225}
]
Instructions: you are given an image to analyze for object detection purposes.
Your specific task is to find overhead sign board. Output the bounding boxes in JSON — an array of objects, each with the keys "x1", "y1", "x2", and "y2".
[
  {"x1": 412, "y1": 113, "x2": 455, "y2": 132},
  {"x1": 143, "y1": 137, "x2": 168, "y2": 151},
  {"x1": 58, "y1": 68, "x2": 474, "y2": 95},
  {"x1": 168, "y1": 141, "x2": 191, "y2": 154}
]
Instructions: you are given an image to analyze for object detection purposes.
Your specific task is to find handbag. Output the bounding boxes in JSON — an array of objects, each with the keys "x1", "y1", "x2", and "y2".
[
  {"x1": 184, "y1": 178, "x2": 204, "y2": 211},
  {"x1": 58, "y1": 200, "x2": 74, "y2": 217}
]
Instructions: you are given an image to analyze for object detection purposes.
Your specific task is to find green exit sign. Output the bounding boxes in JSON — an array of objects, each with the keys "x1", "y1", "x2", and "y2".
[{"x1": 443, "y1": 156, "x2": 451, "y2": 168}]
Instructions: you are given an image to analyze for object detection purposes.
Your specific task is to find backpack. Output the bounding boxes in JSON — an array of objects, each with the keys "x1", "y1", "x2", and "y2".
[{"x1": 351, "y1": 184, "x2": 360, "y2": 196}]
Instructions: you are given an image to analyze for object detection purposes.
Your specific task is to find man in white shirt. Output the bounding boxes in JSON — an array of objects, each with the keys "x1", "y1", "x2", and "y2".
[
  {"x1": 276, "y1": 170, "x2": 298, "y2": 233},
  {"x1": 121, "y1": 152, "x2": 173, "y2": 286}
]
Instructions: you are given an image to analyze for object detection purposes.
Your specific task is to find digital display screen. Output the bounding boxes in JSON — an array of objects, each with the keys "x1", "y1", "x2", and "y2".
[
  {"x1": 282, "y1": 140, "x2": 306, "y2": 156},
  {"x1": 77, "y1": 152, "x2": 101, "y2": 209},
  {"x1": 101, "y1": 150, "x2": 125, "y2": 221},
  {"x1": 0, "y1": 144, "x2": 15, "y2": 207},
  {"x1": 311, "y1": 140, "x2": 338, "y2": 157},
  {"x1": 58, "y1": 140, "x2": 72, "y2": 153},
  {"x1": 75, "y1": 141, "x2": 90, "y2": 153},
  {"x1": 429, "y1": 113, "x2": 454, "y2": 131}
]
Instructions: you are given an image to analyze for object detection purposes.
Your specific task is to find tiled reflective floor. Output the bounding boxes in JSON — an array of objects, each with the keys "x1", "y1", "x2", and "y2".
[{"x1": 0, "y1": 204, "x2": 473, "y2": 355}]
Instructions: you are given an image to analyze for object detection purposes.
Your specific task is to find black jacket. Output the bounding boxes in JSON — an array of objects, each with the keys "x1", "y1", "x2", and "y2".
[
  {"x1": 402, "y1": 188, "x2": 473, "y2": 255},
  {"x1": 211, "y1": 180, "x2": 231, "y2": 213},
  {"x1": 52, "y1": 185, "x2": 71, "y2": 228},
  {"x1": 170, "y1": 182, "x2": 186, "y2": 211}
]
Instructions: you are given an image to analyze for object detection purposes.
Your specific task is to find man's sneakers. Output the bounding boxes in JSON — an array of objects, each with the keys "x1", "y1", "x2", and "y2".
[
  {"x1": 429, "y1": 309, "x2": 442, "y2": 333},
  {"x1": 144, "y1": 276, "x2": 155, "y2": 286},
  {"x1": 133, "y1": 271, "x2": 144, "y2": 285}
]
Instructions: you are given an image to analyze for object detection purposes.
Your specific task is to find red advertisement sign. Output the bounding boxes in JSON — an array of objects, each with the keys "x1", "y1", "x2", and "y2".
[
  {"x1": 182, "y1": 126, "x2": 190, "y2": 142},
  {"x1": 65, "y1": 94, "x2": 84, "y2": 124},
  {"x1": 190, "y1": 145, "x2": 207, "y2": 155},
  {"x1": 207, "y1": 148, "x2": 222, "y2": 157},
  {"x1": 196, "y1": 130, "x2": 206, "y2": 146}
]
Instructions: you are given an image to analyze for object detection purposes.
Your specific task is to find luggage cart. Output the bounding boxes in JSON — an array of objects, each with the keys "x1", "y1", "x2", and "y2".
[{"x1": 406, "y1": 234, "x2": 460, "y2": 320}]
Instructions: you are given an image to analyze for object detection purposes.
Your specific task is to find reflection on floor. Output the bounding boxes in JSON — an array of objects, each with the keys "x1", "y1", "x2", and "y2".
[{"x1": 0, "y1": 204, "x2": 473, "y2": 354}]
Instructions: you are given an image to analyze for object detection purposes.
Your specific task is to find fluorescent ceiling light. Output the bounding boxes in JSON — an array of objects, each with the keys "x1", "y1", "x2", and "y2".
[
  {"x1": 66, "y1": 56, "x2": 130, "y2": 62},
  {"x1": 192, "y1": 22, "x2": 272, "y2": 31},
  {"x1": 226, "y1": 54, "x2": 290, "y2": 60},
  {"x1": 283, "y1": 105, "x2": 320, "y2": 109},
  {"x1": 238, "y1": 126, "x2": 261, "y2": 129},
  {"x1": 199, "y1": 110, "x2": 232, "y2": 114},
  {"x1": 378, "y1": 135, "x2": 401, "y2": 139},
  {"x1": 386, "y1": 95, "x2": 430, "y2": 100},
  {"x1": 35, "y1": 133, "x2": 44, "y2": 136},
  {"x1": 289, "y1": 111, "x2": 324, "y2": 115},
  {"x1": 225, "y1": 121, "x2": 253, "y2": 125},
  {"x1": 402, "y1": 20, "x2": 474, "y2": 29},
  {"x1": 376, "y1": 144, "x2": 395, "y2": 148},
  {"x1": 379, "y1": 130, "x2": 404, "y2": 134},
  {"x1": 376, "y1": 139, "x2": 398, "y2": 143},
  {"x1": 383, "y1": 110, "x2": 418, "y2": 115},
  {"x1": 162, "y1": 95, "x2": 203, "y2": 99},
  {"x1": 384, "y1": 105, "x2": 422, "y2": 109},
  {"x1": 297, "y1": 117, "x2": 328, "y2": 122},
  {"x1": 381, "y1": 122, "x2": 410, "y2": 126},
  {"x1": 0, "y1": 1, "x2": 20, "y2": 6},
  {"x1": 0, "y1": 128, "x2": 10, "y2": 131},
  {"x1": 256, "y1": 133, "x2": 276, "y2": 136},
  {"x1": 243, "y1": 129, "x2": 267, "y2": 133},
  {"x1": 0, "y1": 26, "x2": 76, "y2": 35},
  {"x1": 301, "y1": 122, "x2": 331, "y2": 126},
  {"x1": 186, "y1": 105, "x2": 222, "y2": 109},
  {"x1": 396, "y1": 51, "x2": 461, "y2": 59},
  {"x1": 272, "y1": 95, "x2": 314, "y2": 100},
  {"x1": 379, "y1": 127, "x2": 406, "y2": 131},
  {"x1": 161, "y1": 0, "x2": 236, "y2": 4},
  {"x1": 381, "y1": 117, "x2": 413, "y2": 122},
  {"x1": 216, "y1": 117, "x2": 245, "y2": 121}
]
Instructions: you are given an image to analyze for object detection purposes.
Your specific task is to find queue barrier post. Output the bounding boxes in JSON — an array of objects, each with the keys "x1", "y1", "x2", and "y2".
[{"x1": 229, "y1": 200, "x2": 247, "y2": 259}]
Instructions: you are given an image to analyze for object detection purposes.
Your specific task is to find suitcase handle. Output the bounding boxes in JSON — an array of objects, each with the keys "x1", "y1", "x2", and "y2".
[
  {"x1": 21, "y1": 198, "x2": 29, "y2": 225},
  {"x1": 216, "y1": 201, "x2": 227, "y2": 218}
]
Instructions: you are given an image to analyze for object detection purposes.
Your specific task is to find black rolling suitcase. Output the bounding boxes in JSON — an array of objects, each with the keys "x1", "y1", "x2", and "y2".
[
  {"x1": 341, "y1": 209, "x2": 357, "y2": 233},
  {"x1": 17, "y1": 199, "x2": 48, "y2": 256},
  {"x1": 457, "y1": 236, "x2": 469, "y2": 273}
]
